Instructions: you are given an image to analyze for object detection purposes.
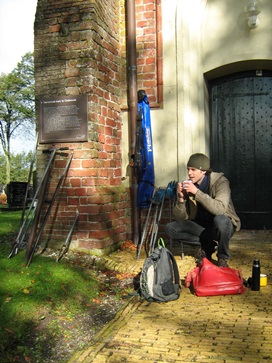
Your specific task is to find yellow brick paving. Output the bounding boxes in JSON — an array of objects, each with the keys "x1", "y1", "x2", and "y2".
[{"x1": 68, "y1": 230, "x2": 272, "y2": 363}]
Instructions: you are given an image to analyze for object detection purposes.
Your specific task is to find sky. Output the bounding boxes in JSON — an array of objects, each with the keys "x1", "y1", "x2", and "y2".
[{"x1": 0, "y1": 0, "x2": 37, "y2": 153}]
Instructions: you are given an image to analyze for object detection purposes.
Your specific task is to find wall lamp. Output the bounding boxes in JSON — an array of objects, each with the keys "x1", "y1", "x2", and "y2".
[{"x1": 244, "y1": 0, "x2": 262, "y2": 29}]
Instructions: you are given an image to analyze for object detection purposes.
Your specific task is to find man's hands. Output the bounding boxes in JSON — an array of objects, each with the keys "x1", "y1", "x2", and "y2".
[
  {"x1": 183, "y1": 180, "x2": 198, "y2": 195},
  {"x1": 177, "y1": 180, "x2": 198, "y2": 203},
  {"x1": 176, "y1": 182, "x2": 185, "y2": 203}
]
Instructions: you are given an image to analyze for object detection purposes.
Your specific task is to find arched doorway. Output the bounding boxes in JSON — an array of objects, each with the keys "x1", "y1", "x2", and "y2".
[{"x1": 209, "y1": 71, "x2": 272, "y2": 229}]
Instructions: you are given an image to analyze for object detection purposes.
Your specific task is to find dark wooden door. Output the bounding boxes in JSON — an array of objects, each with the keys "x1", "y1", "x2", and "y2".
[{"x1": 210, "y1": 71, "x2": 272, "y2": 229}]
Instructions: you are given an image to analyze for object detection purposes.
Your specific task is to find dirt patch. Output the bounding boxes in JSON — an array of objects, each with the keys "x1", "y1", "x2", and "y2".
[
  {"x1": 29, "y1": 284, "x2": 129, "y2": 363},
  {"x1": 38, "y1": 253, "x2": 137, "y2": 363}
]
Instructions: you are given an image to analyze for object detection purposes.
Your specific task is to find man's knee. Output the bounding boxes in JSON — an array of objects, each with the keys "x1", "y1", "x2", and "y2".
[
  {"x1": 213, "y1": 215, "x2": 232, "y2": 231},
  {"x1": 213, "y1": 215, "x2": 235, "y2": 241},
  {"x1": 165, "y1": 222, "x2": 175, "y2": 237},
  {"x1": 165, "y1": 223, "x2": 170, "y2": 236}
]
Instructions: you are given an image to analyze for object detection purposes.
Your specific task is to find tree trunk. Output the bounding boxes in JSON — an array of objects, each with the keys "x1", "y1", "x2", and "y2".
[{"x1": 4, "y1": 150, "x2": 11, "y2": 185}]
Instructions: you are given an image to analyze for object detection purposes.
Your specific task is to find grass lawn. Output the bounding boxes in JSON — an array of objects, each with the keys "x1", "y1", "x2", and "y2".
[
  {"x1": 0, "y1": 206, "x2": 132, "y2": 363},
  {"x1": 0, "y1": 206, "x2": 22, "y2": 235}
]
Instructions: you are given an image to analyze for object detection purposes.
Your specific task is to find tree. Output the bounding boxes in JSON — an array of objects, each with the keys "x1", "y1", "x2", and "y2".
[
  {"x1": 10, "y1": 151, "x2": 34, "y2": 182},
  {"x1": 0, "y1": 151, "x2": 34, "y2": 186},
  {"x1": 0, "y1": 154, "x2": 5, "y2": 187},
  {"x1": 0, "y1": 52, "x2": 35, "y2": 185}
]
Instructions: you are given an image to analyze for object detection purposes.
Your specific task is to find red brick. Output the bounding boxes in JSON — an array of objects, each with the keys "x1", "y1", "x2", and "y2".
[
  {"x1": 64, "y1": 68, "x2": 80, "y2": 77},
  {"x1": 70, "y1": 178, "x2": 82, "y2": 187},
  {"x1": 49, "y1": 24, "x2": 60, "y2": 32}
]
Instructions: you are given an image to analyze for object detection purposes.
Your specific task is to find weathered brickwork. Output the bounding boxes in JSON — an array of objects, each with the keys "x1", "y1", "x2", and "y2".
[
  {"x1": 119, "y1": 0, "x2": 162, "y2": 107},
  {"x1": 34, "y1": 0, "x2": 161, "y2": 253},
  {"x1": 135, "y1": 0, "x2": 162, "y2": 105}
]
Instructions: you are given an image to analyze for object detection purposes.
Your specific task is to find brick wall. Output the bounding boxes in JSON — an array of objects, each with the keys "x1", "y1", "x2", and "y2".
[
  {"x1": 34, "y1": 0, "x2": 162, "y2": 254},
  {"x1": 34, "y1": 0, "x2": 131, "y2": 254},
  {"x1": 119, "y1": 0, "x2": 162, "y2": 107},
  {"x1": 135, "y1": 0, "x2": 162, "y2": 105}
]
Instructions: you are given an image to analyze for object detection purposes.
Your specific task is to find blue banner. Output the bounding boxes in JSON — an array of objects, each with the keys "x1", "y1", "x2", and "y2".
[{"x1": 136, "y1": 93, "x2": 155, "y2": 208}]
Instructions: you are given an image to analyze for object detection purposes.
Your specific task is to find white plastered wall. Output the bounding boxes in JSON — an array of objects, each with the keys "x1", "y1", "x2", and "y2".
[
  {"x1": 147, "y1": 0, "x2": 208, "y2": 186},
  {"x1": 121, "y1": 0, "x2": 272, "y2": 188},
  {"x1": 203, "y1": 0, "x2": 272, "y2": 76}
]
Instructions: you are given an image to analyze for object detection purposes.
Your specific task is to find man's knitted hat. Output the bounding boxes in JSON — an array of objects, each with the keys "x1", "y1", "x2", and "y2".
[{"x1": 187, "y1": 153, "x2": 210, "y2": 170}]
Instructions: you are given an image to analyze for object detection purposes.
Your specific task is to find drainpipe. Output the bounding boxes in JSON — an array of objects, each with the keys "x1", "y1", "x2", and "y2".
[{"x1": 126, "y1": 0, "x2": 139, "y2": 246}]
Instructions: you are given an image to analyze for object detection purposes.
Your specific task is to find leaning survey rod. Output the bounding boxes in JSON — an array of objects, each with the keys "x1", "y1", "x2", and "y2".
[
  {"x1": 24, "y1": 147, "x2": 69, "y2": 265},
  {"x1": 8, "y1": 149, "x2": 57, "y2": 258},
  {"x1": 20, "y1": 133, "x2": 39, "y2": 227},
  {"x1": 56, "y1": 209, "x2": 79, "y2": 262},
  {"x1": 25, "y1": 152, "x2": 74, "y2": 267}
]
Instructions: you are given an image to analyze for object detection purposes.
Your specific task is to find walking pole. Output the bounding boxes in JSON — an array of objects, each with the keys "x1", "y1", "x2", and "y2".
[
  {"x1": 148, "y1": 199, "x2": 160, "y2": 255},
  {"x1": 136, "y1": 189, "x2": 156, "y2": 260},
  {"x1": 165, "y1": 180, "x2": 177, "y2": 253},
  {"x1": 148, "y1": 189, "x2": 166, "y2": 255},
  {"x1": 26, "y1": 152, "x2": 74, "y2": 267}
]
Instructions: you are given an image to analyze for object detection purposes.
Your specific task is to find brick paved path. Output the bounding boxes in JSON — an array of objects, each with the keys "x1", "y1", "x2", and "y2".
[{"x1": 68, "y1": 230, "x2": 272, "y2": 363}]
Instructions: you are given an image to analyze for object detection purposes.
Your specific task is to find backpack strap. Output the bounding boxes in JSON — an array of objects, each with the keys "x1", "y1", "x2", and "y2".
[
  {"x1": 159, "y1": 238, "x2": 180, "y2": 287},
  {"x1": 158, "y1": 237, "x2": 165, "y2": 248},
  {"x1": 168, "y1": 249, "x2": 180, "y2": 286}
]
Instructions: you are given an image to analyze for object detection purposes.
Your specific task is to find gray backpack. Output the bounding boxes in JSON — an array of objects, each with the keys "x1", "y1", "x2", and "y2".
[{"x1": 140, "y1": 239, "x2": 180, "y2": 302}]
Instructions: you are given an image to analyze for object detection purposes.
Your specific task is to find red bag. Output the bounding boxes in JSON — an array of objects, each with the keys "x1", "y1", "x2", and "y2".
[{"x1": 185, "y1": 258, "x2": 246, "y2": 296}]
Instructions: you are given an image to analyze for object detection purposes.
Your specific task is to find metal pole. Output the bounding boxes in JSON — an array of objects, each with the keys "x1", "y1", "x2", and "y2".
[{"x1": 127, "y1": 0, "x2": 140, "y2": 246}]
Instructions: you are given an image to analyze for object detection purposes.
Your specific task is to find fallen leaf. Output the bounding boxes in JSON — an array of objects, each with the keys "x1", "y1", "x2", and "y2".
[
  {"x1": 121, "y1": 240, "x2": 137, "y2": 250},
  {"x1": 116, "y1": 273, "x2": 134, "y2": 280},
  {"x1": 4, "y1": 327, "x2": 14, "y2": 335},
  {"x1": 92, "y1": 298, "x2": 101, "y2": 304},
  {"x1": 23, "y1": 289, "x2": 30, "y2": 294}
]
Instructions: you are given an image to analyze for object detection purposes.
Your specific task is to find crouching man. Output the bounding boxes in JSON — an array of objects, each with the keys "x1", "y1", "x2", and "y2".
[{"x1": 165, "y1": 153, "x2": 240, "y2": 267}]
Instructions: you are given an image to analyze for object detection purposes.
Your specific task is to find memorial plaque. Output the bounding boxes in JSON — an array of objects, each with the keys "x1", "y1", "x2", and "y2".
[{"x1": 39, "y1": 95, "x2": 88, "y2": 143}]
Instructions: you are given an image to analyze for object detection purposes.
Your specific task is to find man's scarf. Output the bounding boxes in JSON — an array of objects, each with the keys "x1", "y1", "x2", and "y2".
[
  {"x1": 194, "y1": 174, "x2": 213, "y2": 227},
  {"x1": 196, "y1": 174, "x2": 209, "y2": 194}
]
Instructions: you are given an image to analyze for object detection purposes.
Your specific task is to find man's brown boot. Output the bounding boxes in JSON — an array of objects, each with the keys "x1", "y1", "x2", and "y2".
[
  {"x1": 218, "y1": 258, "x2": 229, "y2": 268},
  {"x1": 198, "y1": 248, "x2": 207, "y2": 259}
]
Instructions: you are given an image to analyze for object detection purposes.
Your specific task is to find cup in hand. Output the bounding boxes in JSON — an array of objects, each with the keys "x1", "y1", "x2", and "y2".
[{"x1": 182, "y1": 180, "x2": 192, "y2": 191}]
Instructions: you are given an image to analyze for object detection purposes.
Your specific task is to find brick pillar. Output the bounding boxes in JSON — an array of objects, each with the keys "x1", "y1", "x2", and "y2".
[{"x1": 34, "y1": 0, "x2": 131, "y2": 254}]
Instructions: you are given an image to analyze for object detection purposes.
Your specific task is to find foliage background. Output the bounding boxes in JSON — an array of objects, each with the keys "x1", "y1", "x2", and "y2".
[
  {"x1": 0, "y1": 151, "x2": 34, "y2": 188},
  {"x1": 0, "y1": 52, "x2": 35, "y2": 186}
]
